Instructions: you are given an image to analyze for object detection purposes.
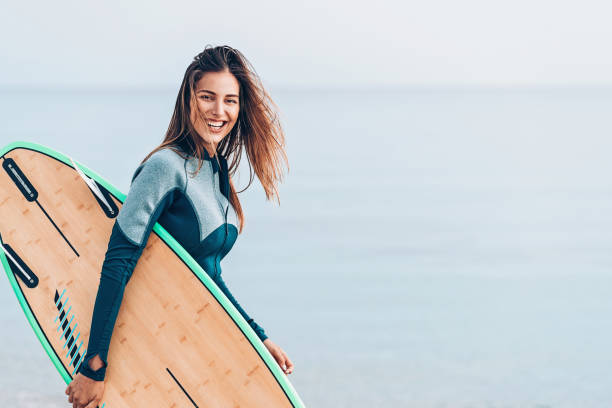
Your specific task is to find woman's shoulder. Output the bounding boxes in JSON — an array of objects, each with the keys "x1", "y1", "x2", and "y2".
[
  {"x1": 130, "y1": 147, "x2": 188, "y2": 187},
  {"x1": 145, "y1": 147, "x2": 188, "y2": 169}
]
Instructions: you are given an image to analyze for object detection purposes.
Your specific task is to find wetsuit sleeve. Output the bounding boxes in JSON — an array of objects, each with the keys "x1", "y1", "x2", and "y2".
[
  {"x1": 212, "y1": 274, "x2": 268, "y2": 342},
  {"x1": 78, "y1": 154, "x2": 186, "y2": 381}
]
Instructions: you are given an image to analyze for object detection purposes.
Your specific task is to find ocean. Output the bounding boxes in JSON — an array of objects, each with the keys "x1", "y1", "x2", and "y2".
[{"x1": 0, "y1": 86, "x2": 611, "y2": 407}]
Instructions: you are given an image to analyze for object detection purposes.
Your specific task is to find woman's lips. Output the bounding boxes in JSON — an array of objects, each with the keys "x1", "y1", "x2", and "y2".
[{"x1": 207, "y1": 121, "x2": 226, "y2": 133}]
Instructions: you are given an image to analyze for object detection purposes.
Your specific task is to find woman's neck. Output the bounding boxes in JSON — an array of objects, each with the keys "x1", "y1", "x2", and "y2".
[{"x1": 203, "y1": 144, "x2": 217, "y2": 158}]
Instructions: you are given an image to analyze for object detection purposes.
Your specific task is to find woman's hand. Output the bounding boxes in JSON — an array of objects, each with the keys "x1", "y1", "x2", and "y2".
[
  {"x1": 65, "y1": 373, "x2": 105, "y2": 408},
  {"x1": 263, "y1": 338, "x2": 294, "y2": 375}
]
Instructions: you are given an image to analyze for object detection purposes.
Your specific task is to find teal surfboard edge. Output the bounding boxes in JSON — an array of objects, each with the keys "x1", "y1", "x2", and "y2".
[{"x1": 0, "y1": 141, "x2": 305, "y2": 407}]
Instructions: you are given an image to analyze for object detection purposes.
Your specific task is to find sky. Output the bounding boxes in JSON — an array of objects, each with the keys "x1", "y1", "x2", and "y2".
[{"x1": 1, "y1": 0, "x2": 611, "y2": 88}]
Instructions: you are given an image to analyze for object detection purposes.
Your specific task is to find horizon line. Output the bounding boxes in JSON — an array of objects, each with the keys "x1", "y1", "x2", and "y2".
[{"x1": 1, "y1": 83, "x2": 612, "y2": 93}]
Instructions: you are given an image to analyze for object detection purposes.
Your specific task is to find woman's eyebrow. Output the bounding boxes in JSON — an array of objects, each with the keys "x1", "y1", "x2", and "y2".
[{"x1": 197, "y1": 89, "x2": 239, "y2": 98}]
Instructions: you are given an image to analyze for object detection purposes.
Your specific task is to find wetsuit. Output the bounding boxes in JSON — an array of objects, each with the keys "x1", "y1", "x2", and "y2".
[{"x1": 78, "y1": 147, "x2": 267, "y2": 381}]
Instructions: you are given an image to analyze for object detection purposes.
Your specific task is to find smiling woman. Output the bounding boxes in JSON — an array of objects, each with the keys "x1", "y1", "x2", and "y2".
[
  {"x1": 63, "y1": 45, "x2": 294, "y2": 408},
  {"x1": 144, "y1": 46, "x2": 287, "y2": 232}
]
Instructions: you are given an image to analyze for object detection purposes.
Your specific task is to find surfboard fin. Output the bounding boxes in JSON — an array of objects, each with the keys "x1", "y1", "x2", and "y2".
[
  {"x1": 2, "y1": 243, "x2": 38, "y2": 288},
  {"x1": 2, "y1": 158, "x2": 38, "y2": 201},
  {"x1": 69, "y1": 157, "x2": 118, "y2": 219}
]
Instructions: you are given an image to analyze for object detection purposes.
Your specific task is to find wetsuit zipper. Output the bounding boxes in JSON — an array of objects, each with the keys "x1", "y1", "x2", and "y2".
[
  {"x1": 216, "y1": 206, "x2": 229, "y2": 276},
  {"x1": 211, "y1": 160, "x2": 229, "y2": 278}
]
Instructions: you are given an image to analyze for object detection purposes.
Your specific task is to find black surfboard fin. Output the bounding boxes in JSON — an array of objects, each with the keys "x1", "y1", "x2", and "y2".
[{"x1": 1, "y1": 242, "x2": 38, "y2": 288}]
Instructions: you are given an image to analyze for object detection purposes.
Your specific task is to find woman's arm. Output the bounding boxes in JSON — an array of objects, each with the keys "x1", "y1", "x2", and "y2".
[
  {"x1": 212, "y1": 273, "x2": 268, "y2": 341},
  {"x1": 66, "y1": 151, "x2": 187, "y2": 408},
  {"x1": 212, "y1": 274, "x2": 294, "y2": 375},
  {"x1": 78, "y1": 152, "x2": 186, "y2": 381},
  {"x1": 70, "y1": 150, "x2": 186, "y2": 381}
]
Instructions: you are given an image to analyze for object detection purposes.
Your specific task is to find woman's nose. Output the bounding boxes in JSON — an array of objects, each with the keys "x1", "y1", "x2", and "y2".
[{"x1": 210, "y1": 100, "x2": 224, "y2": 116}]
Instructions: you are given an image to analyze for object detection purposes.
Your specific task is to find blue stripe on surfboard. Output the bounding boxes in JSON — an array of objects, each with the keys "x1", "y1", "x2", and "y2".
[
  {"x1": 60, "y1": 314, "x2": 74, "y2": 340},
  {"x1": 57, "y1": 306, "x2": 72, "y2": 332},
  {"x1": 55, "y1": 288, "x2": 66, "y2": 307},
  {"x1": 63, "y1": 324, "x2": 78, "y2": 349},
  {"x1": 70, "y1": 341, "x2": 83, "y2": 367},
  {"x1": 72, "y1": 348, "x2": 86, "y2": 374},
  {"x1": 54, "y1": 297, "x2": 69, "y2": 324}
]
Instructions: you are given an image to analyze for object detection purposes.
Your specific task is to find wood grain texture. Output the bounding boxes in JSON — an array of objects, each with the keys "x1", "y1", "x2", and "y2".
[{"x1": 0, "y1": 148, "x2": 292, "y2": 407}]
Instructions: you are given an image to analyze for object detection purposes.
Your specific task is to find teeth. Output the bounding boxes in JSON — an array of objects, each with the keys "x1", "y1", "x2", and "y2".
[{"x1": 207, "y1": 121, "x2": 224, "y2": 128}]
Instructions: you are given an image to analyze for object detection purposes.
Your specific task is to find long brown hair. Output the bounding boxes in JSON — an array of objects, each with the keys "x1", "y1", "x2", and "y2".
[{"x1": 142, "y1": 45, "x2": 287, "y2": 232}]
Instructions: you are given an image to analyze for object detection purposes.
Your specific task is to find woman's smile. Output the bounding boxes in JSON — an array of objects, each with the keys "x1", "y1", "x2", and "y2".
[{"x1": 207, "y1": 120, "x2": 227, "y2": 133}]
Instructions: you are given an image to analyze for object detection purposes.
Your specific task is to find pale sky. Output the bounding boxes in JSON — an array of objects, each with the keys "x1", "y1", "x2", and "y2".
[{"x1": 1, "y1": 0, "x2": 611, "y2": 88}]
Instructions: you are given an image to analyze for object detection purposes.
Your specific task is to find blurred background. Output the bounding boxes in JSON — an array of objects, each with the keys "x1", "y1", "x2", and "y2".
[{"x1": 1, "y1": 1, "x2": 612, "y2": 407}]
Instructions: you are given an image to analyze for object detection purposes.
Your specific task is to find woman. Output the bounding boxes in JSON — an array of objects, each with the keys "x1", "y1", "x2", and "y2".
[{"x1": 65, "y1": 45, "x2": 293, "y2": 408}]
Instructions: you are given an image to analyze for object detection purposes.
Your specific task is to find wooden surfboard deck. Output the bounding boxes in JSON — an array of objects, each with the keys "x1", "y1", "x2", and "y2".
[{"x1": 0, "y1": 142, "x2": 304, "y2": 408}]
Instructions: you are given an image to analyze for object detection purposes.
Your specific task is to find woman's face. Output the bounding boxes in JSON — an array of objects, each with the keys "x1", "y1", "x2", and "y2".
[{"x1": 191, "y1": 70, "x2": 240, "y2": 153}]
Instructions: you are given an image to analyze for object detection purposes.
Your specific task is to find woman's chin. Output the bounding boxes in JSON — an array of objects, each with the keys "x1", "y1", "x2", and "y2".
[{"x1": 199, "y1": 134, "x2": 226, "y2": 148}]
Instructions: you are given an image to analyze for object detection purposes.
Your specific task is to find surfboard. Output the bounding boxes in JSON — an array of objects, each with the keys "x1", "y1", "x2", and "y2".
[{"x1": 0, "y1": 141, "x2": 305, "y2": 407}]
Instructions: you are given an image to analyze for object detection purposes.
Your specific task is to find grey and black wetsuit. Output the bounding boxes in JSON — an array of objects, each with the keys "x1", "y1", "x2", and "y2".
[{"x1": 78, "y1": 147, "x2": 267, "y2": 381}]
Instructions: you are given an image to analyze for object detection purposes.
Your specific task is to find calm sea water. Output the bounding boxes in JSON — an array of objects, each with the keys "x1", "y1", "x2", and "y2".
[{"x1": 0, "y1": 87, "x2": 611, "y2": 407}]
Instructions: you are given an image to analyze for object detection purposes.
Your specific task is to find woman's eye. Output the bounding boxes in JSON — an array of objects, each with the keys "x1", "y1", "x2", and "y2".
[
  {"x1": 200, "y1": 95, "x2": 211, "y2": 100},
  {"x1": 226, "y1": 99, "x2": 238, "y2": 104}
]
